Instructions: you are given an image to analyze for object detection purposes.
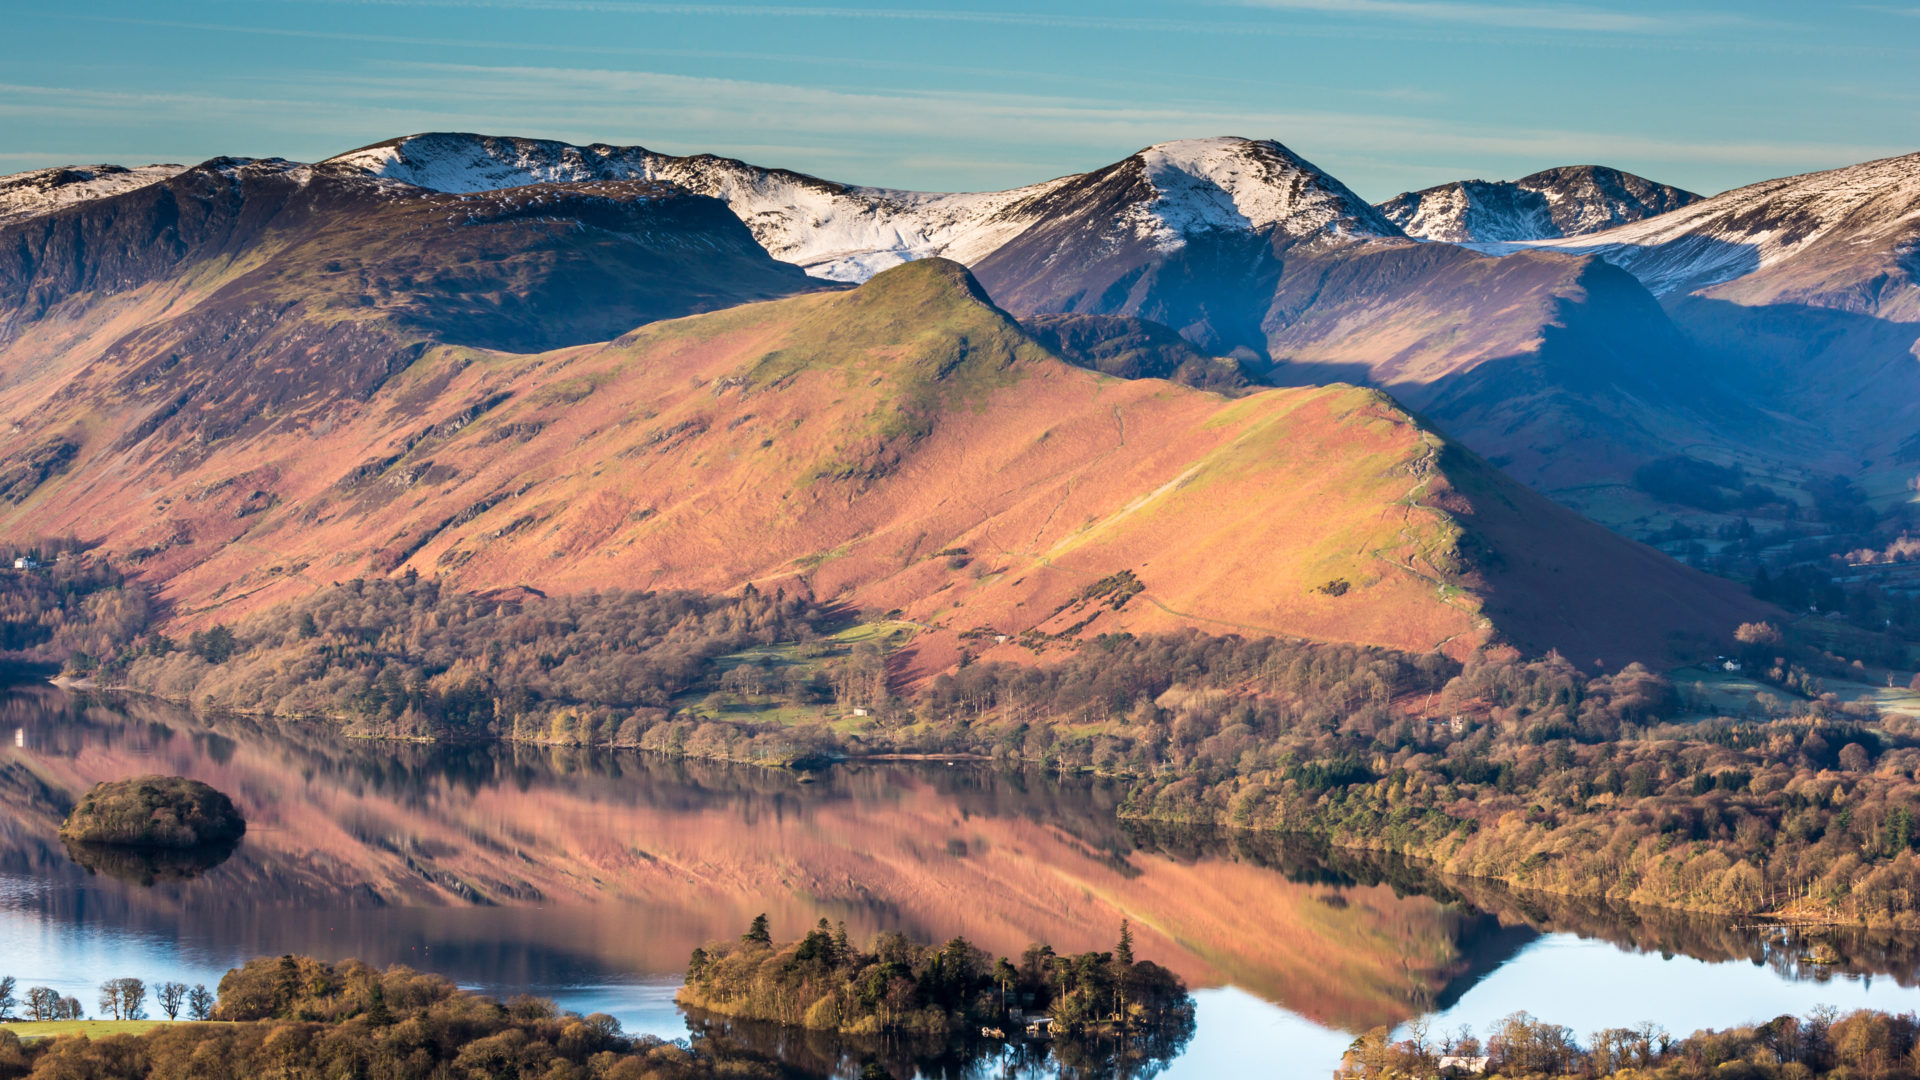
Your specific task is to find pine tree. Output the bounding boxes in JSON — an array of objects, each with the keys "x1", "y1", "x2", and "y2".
[
  {"x1": 366, "y1": 983, "x2": 393, "y2": 1026},
  {"x1": 1116, "y1": 919, "x2": 1134, "y2": 967},
  {"x1": 744, "y1": 913, "x2": 772, "y2": 945}
]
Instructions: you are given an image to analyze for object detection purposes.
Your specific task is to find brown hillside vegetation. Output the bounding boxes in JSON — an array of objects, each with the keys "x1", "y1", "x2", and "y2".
[{"x1": 0, "y1": 258, "x2": 1762, "y2": 670}]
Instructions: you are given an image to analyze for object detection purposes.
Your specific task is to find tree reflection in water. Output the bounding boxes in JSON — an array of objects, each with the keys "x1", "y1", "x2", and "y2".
[
  {"x1": 684, "y1": 1005, "x2": 1196, "y2": 1080},
  {"x1": 6, "y1": 679, "x2": 1920, "y2": 1048},
  {"x1": 61, "y1": 835, "x2": 240, "y2": 886}
]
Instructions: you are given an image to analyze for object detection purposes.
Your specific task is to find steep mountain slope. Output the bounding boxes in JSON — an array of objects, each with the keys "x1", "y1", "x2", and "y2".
[
  {"x1": 1017, "y1": 313, "x2": 1247, "y2": 389},
  {"x1": 1500, "y1": 151, "x2": 1920, "y2": 303},
  {"x1": 0, "y1": 163, "x2": 186, "y2": 226},
  {"x1": 0, "y1": 155, "x2": 825, "y2": 462},
  {"x1": 934, "y1": 141, "x2": 1740, "y2": 494},
  {"x1": 1493, "y1": 151, "x2": 1920, "y2": 475},
  {"x1": 0, "y1": 257, "x2": 1762, "y2": 669},
  {"x1": 1254, "y1": 243, "x2": 1756, "y2": 490},
  {"x1": 1378, "y1": 166, "x2": 1699, "y2": 243},
  {"x1": 14, "y1": 131, "x2": 1759, "y2": 504},
  {"x1": 967, "y1": 137, "x2": 1398, "y2": 350},
  {"x1": 328, "y1": 132, "x2": 1071, "y2": 281}
]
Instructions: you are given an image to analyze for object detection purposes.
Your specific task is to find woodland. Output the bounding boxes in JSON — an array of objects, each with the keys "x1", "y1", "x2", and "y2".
[
  {"x1": 0, "y1": 955, "x2": 787, "y2": 1080},
  {"x1": 1339, "y1": 1005, "x2": 1920, "y2": 1079},
  {"x1": 14, "y1": 549, "x2": 1920, "y2": 924}
]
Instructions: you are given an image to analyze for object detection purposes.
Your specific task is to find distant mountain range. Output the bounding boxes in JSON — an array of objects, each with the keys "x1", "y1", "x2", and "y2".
[
  {"x1": 8, "y1": 128, "x2": 1915, "y2": 669},
  {"x1": 0, "y1": 163, "x2": 186, "y2": 227},
  {"x1": 1378, "y1": 166, "x2": 1699, "y2": 243}
]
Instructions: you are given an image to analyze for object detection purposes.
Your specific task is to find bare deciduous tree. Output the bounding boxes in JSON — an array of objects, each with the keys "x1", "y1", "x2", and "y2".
[{"x1": 156, "y1": 980, "x2": 188, "y2": 1020}]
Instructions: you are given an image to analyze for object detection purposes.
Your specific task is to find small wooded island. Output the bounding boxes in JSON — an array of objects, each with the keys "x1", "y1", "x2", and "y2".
[
  {"x1": 59, "y1": 775, "x2": 246, "y2": 848},
  {"x1": 679, "y1": 916, "x2": 1192, "y2": 1043}
]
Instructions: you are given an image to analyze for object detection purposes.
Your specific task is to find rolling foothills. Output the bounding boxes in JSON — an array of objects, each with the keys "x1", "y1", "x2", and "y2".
[{"x1": 2, "y1": 130, "x2": 1920, "y2": 939}]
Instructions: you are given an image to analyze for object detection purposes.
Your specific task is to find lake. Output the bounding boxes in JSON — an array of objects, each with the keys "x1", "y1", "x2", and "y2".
[{"x1": 3, "y1": 682, "x2": 1919, "y2": 1078}]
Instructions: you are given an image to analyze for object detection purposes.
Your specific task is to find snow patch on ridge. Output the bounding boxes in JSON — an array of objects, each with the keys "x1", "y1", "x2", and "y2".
[
  {"x1": 325, "y1": 132, "x2": 1397, "y2": 283},
  {"x1": 1133, "y1": 137, "x2": 1397, "y2": 251},
  {"x1": 1379, "y1": 166, "x2": 1698, "y2": 245},
  {"x1": 1478, "y1": 151, "x2": 1920, "y2": 295},
  {"x1": 0, "y1": 163, "x2": 188, "y2": 226},
  {"x1": 325, "y1": 132, "x2": 1072, "y2": 282}
]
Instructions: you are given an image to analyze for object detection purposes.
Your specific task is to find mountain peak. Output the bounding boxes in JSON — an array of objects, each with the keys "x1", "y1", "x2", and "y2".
[
  {"x1": 323, "y1": 132, "x2": 660, "y2": 194},
  {"x1": 1379, "y1": 166, "x2": 1699, "y2": 243},
  {"x1": 1129, "y1": 136, "x2": 1399, "y2": 246},
  {"x1": 0, "y1": 162, "x2": 189, "y2": 227},
  {"x1": 1490, "y1": 148, "x2": 1920, "y2": 298}
]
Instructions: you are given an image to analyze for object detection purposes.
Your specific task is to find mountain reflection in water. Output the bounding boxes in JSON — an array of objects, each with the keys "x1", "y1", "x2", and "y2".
[{"x1": 3, "y1": 683, "x2": 1920, "y2": 1076}]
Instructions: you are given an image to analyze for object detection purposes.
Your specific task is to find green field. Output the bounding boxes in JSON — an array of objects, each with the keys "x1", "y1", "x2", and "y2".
[
  {"x1": 688, "y1": 618, "x2": 922, "y2": 731},
  {"x1": 4, "y1": 1019, "x2": 226, "y2": 1041},
  {"x1": 1671, "y1": 665, "x2": 1920, "y2": 724},
  {"x1": 1670, "y1": 667, "x2": 1795, "y2": 722}
]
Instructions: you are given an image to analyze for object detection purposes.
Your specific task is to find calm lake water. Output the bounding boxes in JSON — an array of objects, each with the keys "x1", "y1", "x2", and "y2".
[{"x1": 4, "y1": 682, "x2": 1920, "y2": 1078}]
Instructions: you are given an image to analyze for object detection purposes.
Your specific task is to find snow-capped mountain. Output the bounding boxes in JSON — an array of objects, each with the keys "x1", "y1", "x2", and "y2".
[
  {"x1": 1116, "y1": 136, "x2": 1399, "y2": 248},
  {"x1": 325, "y1": 133, "x2": 1396, "y2": 283},
  {"x1": 1484, "y1": 151, "x2": 1920, "y2": 304},
  {"x1": 326, "y1": 132, "x2": 1070, "y2": 281},
  {"x1": 1378, "y1": 166, "x2": 1698, "y2": 244},
  {"x1": 0, "y1": 163, "x2": 187, "y2": 226},
  {"x1": 968, "y1": 137, "x2": 1400, "y2": 339}
]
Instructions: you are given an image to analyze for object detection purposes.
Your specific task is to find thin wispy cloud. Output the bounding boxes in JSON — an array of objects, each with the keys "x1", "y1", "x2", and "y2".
[
  {"x1": 1232, "y1": 0, "x2": 1755, "y2": 33},
  {"x1": 262, "y1": 0, "x2": 1232, "y2": 33},
  {"x1": 26, "y1": 11, "x2": 1183, "y2": 93},
  {"x1": 345, "y1": 61, "x2": 1908, "y2": 167},
  {"x1": 4, "y1": 4, "x2": 1909, "y2": 197},
  {"x1": 7, "y1": 58, "x2": 1886, "y2": 194}
]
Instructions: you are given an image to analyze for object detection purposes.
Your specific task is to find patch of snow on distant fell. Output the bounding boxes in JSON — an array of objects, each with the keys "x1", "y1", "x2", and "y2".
[
  {"x1": 327, "y1": 132, "x2": 1071, "y2": 282},
  {"x1": 1134, "y1": 137, "x2": 1397, "y2": 251},
  {"x1": 0, "y1": 163, "x2": 188, "y2": 226},
  {"x1": 1490, "y1": 150, "x2": 1920, "y2": 295},
  {"x1": 326, "y1": 133, "x2": 652, "y2": 193}
]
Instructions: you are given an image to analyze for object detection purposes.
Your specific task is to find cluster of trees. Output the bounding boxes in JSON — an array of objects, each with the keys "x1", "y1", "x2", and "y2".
[
  {"x1": 1115, "y1": 649, "x2": 1920, "y2": 924},
  {"x1": 679, "y1": 916, "x2": 1191, "y2": 1047},
  {"x1": 117, "y1": 575, "x2": 839, "y2": 751},
  {"x1": 1339, "y1": 1006, "x2": 1920, "y2": 1079},
  {"x1": 1633, "y1": 456, "x2": 1780, "y2": 514},
  {"x1": 0, "y1": 955, "x2": 783, "y2": 1080},
  {"x1": 0, "y1": 540, "x2": 151, "y2": 675},
  {"x1": 909, "y1": 631, "x2": 1458, "y2": 771},
  {"x1": 0, "y1": 978, "x2": 81, "y2": 1022},
  {"x1": 0, "y1": 975, "x2": 216, "y2": 1024}
]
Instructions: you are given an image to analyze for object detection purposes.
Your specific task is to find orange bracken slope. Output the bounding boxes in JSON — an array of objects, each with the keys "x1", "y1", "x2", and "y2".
[{"x1": 0, "y1": 257, "x2": 1765, "y2": 670}]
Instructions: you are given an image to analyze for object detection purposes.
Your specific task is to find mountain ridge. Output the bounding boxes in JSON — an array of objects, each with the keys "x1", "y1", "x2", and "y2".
[
  {"x1": 322, "y1": 132, "x2": 1401, "y2": 282},
  {"x1": 0, "y1": 249, "x2": 1763, "y2": 670},
  {"x1": 1378, "y1": 165, "x2": 1699, "y2": 243}
]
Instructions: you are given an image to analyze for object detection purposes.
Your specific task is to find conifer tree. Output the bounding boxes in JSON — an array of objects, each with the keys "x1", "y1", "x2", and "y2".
[{"x1": 744, "y1": 913, "x2": 772, "y2": 945}]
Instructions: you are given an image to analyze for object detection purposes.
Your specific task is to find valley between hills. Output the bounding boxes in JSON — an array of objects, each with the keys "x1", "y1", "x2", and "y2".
[{"x1": 4, "y1": 130, "x2": 1920, "y2": 935}]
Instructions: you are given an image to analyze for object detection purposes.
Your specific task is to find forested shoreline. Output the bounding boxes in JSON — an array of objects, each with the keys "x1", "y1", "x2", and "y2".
[
  {"x1": 0, "y1": 954, "x2": 790, "y2": 1079},
  {"x1": 1340, "y1": 1005, "x2": 1920, "y2": 1079},
  {"x1": 15, "y1": 556, "x2": 1920, "y2": 927}
]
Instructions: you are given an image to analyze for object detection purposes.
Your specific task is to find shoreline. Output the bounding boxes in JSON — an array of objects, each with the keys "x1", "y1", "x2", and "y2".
[{"x1": 48, "y1": 680, "x2": 1913, "y2": 931}]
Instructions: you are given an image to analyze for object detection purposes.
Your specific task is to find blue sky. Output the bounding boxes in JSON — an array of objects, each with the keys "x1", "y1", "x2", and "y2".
[{"x1": 1, "y1": 0, "x2": 1916, "y2": 200}]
